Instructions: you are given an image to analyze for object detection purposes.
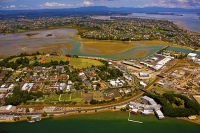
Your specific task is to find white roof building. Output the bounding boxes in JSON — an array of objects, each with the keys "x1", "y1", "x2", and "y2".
[
  {"x1": 0, "y1": 105, "x2": 16, "y2": 112},
  {"x1": 155, "y1": 110, "x2": 165, "y2": 119},
  {"x1": 140, "y1": 81, "x2": 147, "y2": 87},
  {"x1": 139, "y1": 72, "x2": 149, "y2": 77},
  {"x1": 60, "y1": 83, "x2": 66, "y2": 90},
  {"x1": 21, "y1": 83, "x2": 34, "y2": 92},
  {"x1": 187, "y1": 53, "x2": 197, "y2": 57},
  {"x1": 142, "y1": 96, "x2": 157, "y2": 105},
  {"x1": 110, "y1": 80, "x2": 116, "y2": 87}
]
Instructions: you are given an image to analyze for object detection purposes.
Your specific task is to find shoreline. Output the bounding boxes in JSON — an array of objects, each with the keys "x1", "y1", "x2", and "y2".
[{"x1": 0, "y1": 110, "x2": 200, "y2": 126}]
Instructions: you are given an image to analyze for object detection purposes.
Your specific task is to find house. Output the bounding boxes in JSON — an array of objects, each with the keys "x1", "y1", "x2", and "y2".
[
  {"x1": 9, "y1": 84, "x2": 16, "y2": 91},
  {"x1": 110, "y1": 80, "x2": 116, "y2": 87},
  {"x1": 79, "y1": 72, "x2": 85, "y2": 79},
  {"x1": 67, "y1": 80, "x2": 73, "y2": 92},
  {"x1": 60, "y1": 83, "x2": 66, "y2": 90},
  {"x1": 21, "y1": 83, "x2": 34, "y2": 92}
]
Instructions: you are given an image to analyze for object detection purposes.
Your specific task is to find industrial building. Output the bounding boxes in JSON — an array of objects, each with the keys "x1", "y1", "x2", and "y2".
[{"x1": 129, "y1": 96, "x2": 165, "y2": 119}]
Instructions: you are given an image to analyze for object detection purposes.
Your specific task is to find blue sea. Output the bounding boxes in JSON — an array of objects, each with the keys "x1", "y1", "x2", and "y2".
[{"x1": 130, "y1": 13, "x2": 200, "y2": 33}]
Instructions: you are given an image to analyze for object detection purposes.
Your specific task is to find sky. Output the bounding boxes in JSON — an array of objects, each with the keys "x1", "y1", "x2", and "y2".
[{"x1": 0, "y1": 0, "x2": 200, "y2": 10}]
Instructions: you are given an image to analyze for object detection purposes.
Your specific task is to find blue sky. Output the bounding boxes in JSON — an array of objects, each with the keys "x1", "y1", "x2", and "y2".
[{"x1": 0, "y1": 0, "x2": 200, "y2": 9}]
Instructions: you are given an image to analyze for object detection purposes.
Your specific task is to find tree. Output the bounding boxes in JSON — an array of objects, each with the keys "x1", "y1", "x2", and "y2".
[
  {"x1": 44, "y1": 80, "x2": 50, "y2": 85},
  {"x1": 42, "y1": 111, "x2": 47, "y2": 117},
  {"x1": 26, "y1": 108, "x2": 30, "y2": 113},
  {"x1": 27, "y1": 116, "x2": 31, "y2": 121}
]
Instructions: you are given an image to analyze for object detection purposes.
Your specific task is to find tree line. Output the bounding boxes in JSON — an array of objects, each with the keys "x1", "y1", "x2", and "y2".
[
  {"x1": 4, "y1": 86, "x2": 43, "y2": 106},
  {"x1": 144, "y1": 92, "x2": 200, "y2": 117}
]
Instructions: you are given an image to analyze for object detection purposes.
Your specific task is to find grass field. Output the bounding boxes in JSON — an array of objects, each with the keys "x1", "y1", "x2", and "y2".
[
  {"x1": 71, "y1": 92, "x2": 82, "y2": 102},
  {"x1": 45, "y1": 94, "x2": 59, "y2": 101},
  {"x1": 69, "y1": 58, "x2": 104, "y2": 69},
  {"x1": 151, "y1": 86, "x2": 175, "y2": 95},
  {"x1": 44, "y1": 56, "x2": 67, "y2": 63},
  {"x1": 60, "y1": 94, "x2": 71, "y2": 101},
  {"x1": 8, "y1": 57, "x2": 21, "y2": 63}
]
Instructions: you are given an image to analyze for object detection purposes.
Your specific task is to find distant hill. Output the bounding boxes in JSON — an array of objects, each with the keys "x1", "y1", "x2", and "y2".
[{"x1": 0, "y1": 6, "x2": 200, "y2": 19}]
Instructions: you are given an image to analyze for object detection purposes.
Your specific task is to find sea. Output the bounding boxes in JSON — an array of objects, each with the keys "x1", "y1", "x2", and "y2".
[
  {"x1": 130, "y1": 12, "x2": 200, "y2": 33},
  {"x1": 0, "y1": 112, "x2": 199, "y2": 133}
]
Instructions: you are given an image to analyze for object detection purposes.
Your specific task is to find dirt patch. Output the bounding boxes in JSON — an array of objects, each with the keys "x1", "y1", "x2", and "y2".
[
  {"x1": 41, "y1": 58, "x2": 47, "y2": 63},
  {"x1": 82, "y1": 93, "x2": 93, "y2": 101},
  {"x1": 66, "y1": 57, "x2": 70, "y2": 61}
]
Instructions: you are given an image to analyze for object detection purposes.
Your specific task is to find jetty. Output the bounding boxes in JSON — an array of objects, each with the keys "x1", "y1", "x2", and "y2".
[{"x1": 128, "y1": 112, "x2": 143, "y2": 124}]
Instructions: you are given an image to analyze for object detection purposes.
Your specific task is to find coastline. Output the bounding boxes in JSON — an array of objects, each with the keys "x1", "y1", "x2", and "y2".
[{"x1": 177, "y1": 117, "x2": 200, "y2": 125}]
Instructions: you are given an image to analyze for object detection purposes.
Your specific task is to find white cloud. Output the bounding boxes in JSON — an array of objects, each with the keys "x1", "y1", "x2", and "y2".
[
  {"x1": 19, "y1": 5, "x2": 27, "y2": 8},
  {"x1": 10, "y1": 5, "x2": 15, "y2": 8},
  {"x1": 78, "y1": 0, "x2": 94, "y2": 6},
  {"x1": 83, "y1": 0, "x2": 93, "y2": 6},
  {"x1": 40, "y1": 2, "x2": 73, "y2": 8}
]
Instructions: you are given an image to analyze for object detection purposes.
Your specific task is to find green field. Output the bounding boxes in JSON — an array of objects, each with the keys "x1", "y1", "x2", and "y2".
[
  {"x1": 8, "y1": 57, "x2": 21, "y2": 63},
  {"x1": 71, "y1": 92, "x2": 82, "y2": 101},
  {"x1": 45, "y1": 94, "x2": 59, "y2": 101},
  {"x1": 60, "y1": 94, "x2": 71, "y2": 101},
  {"x1": 69, "y1": 58, "x2": 104, "y2": 69},
  {"x1": 44, "y1": 56, "x2": 67, "y2": 62}
]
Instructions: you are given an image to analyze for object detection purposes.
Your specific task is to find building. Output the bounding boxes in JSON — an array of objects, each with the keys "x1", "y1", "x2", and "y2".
[
  {"x1": 131, "y1": 108, "x2": 139, "y2": 114},
  {"x1": 140, "y1": 81, "x2": 147, "y2": 87},
  {"x1": 60, "y1": 83, "x2": 66, "y2": 90},
  {"x1": 187, "y1": 53, "x2": 197, "y2": 59},
  {"x1": 142, "y1": 96, "x2": 157, "y2": 105},
  {"x1": 142, "y1": 110, "x2": 153, "y2": 115},
  {"x1": 155, "y1": 110, "x2": 165, "y2": 119},
  {"x1": 121, "y1": 61, "x2": 143, "y2": 69},
  {"x1": 0, "y1": 115, "x2": 14, "y2": 121},
  {"x1": 110, "y1": 80, "x2": 116, "y2": 87},
  {"x1": 129, "y1": 96, "x2": 164, "y2": 119},
  {"x1": 139, "y1": 72, "x2": 149, "y2": 77},
  {"x1": 43, "y1": 106, "x2": 57, "y2": 112},
  {"x1": 21, "y1": 83, "x2": 34, "y2": 92},
  {"x1": 0, "y1": 105, "x2": 16, "y2": 112}
]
